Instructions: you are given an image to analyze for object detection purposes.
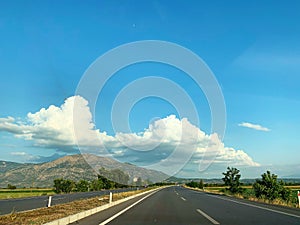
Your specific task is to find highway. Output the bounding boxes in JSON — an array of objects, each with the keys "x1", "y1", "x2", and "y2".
[
  {"x1": 0, "y1": 187, "x2": 139, "y2": 215},
  {"x1": 71, "y1": 186, "x2": 300, "y2": 225}
]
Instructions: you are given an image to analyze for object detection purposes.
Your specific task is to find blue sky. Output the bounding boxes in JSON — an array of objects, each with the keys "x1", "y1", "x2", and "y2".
[{"x1": 0, "y1": 1, "x2": 300, "y2": 178}]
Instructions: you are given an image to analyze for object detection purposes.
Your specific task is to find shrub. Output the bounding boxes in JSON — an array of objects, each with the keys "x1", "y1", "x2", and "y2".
[
  {"x1": 7, "y1": 184, "x2": 17, "y2": 190},
  {"x1": 253, "y1": 171, "x2": 291, "y2": 202}
]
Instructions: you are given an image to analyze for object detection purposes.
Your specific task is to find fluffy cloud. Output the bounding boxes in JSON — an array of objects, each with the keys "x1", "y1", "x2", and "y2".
[
  {"x1": 10, "y1": 152, "x2": 64, "y2": 163},
  {"x1": 0, "y1": 96, "x2": 113, "y2": 149},
  {"x1": 238, "y1": 122, "x2": 270, "y2": 132},
  {"x1": 10, "y1": 152, "x2": 28, "y2": 156},
  {"x1": 0, "y1": 96, "x2": 260, "y2": 176}
]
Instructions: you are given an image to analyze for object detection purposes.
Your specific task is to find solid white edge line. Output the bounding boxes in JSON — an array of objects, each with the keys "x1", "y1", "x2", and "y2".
[
  {"x1": 196, "y1": 209, "x2": 220, "y2": 225},
  {"x1": 209, "y1": 194, "x2": 300, "y2": 219},
  {"x1": 99, "y1": 189, "x2": 159, "y2": 225},
  {"x1": 181, "y1": 197, "x2": 186, "y2": 201}
]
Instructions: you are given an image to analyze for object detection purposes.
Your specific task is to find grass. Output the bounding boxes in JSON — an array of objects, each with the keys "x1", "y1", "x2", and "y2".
[
  {"x1": 0, "y1": 189, "x2": 54, "y2": 199},
  {"x1": 285, "y1": 185, "x2": 300, "y2": 190},
  {"x1": 186, "y1": 185, "x2": 300, "y2": 208},
  {"x1": 0, "y1": 187, "x2": 155, "y2": 225},
  {"x1": 242, "y1": 186, "x2": 300, "y2": 207}
]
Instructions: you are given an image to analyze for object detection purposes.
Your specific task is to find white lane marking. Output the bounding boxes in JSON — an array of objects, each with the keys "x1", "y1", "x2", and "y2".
[
  {"x1": 181, "y1": 197, "x2": 186, "y2": 201},
  {"x1": 176, "y1": 192, "x2": 179, "y2": 195},
  {"x1": 209, "y1": 195, "x2": 300, "y2": 219},
  {"x1": 196, "y1": 209, "x2": 220, "y2": 225},
  {"x1": 99, "y1": 190, "x2": 159, "y2": 225}
]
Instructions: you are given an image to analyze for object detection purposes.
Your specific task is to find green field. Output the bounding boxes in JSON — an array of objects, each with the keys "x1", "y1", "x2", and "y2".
[{"x1": 0, "y1": 188, "x2": 54, "y2": 199}]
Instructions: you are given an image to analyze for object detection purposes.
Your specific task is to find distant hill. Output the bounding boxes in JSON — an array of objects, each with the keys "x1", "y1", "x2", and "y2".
[{"x1": 0, "y1": 154, "x2": 168, "y2": 188}]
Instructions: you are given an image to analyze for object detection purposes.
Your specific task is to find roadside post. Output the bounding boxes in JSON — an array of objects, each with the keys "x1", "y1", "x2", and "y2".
[
  {"x1": 298, "y1": 191, "x2": 300, "y2": 208},
  {"x1": 109, "y1": 192, "x2": 112, "y2": 204},
  {"x1": 47, "y1": 196, "x2": 52, "y2": 207}
]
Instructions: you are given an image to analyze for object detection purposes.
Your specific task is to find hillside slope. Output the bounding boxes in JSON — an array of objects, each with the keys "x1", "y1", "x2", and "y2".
[{"x1": 0, "y1": 154, "x2": 167, "y2": 187}]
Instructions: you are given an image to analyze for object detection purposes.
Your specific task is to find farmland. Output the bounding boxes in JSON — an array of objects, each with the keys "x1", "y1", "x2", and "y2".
[{"x1": 0, "y1": 188, "x2": 54, "y2": 199}]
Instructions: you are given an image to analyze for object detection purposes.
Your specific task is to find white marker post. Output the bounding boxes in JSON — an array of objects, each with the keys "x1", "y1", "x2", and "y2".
[
  {"x1": 298, "y1": 191, "x2": 300, "y2": 208},
  {"x1": 109, "y1": 192, "x2": 112, "y2": 204},
  {"x1": 47, "y1": 196, "x2": 52, "y2": 207}
]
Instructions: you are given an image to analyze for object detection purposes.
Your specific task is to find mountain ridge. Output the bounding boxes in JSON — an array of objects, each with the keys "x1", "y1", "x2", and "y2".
[{"x1": 0, "y1": 154, "x2": 168, "y2": 188}]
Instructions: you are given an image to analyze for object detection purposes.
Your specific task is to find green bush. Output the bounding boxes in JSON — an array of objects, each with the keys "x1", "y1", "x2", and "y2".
[
  {"x1": 253, "y1": 171, "x2": 291, "y2": 202},
  {"x1": 7, "y1": 184, "x2": 17, "y2": 190}
]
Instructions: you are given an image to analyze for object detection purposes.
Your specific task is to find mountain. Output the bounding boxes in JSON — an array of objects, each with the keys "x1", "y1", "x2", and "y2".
[{"x1": 0, "y1": 154, "x2": 168, "y2": 188}]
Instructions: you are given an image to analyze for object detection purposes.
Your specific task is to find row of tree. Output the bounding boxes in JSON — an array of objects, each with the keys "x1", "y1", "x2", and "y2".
[
  {"x1": 7, "y1": 184, "x2": 17, "y2": 189},
  {"x1": 53, "y1": 167, "x2": 143, "y2": 194},
  {"x1": 53, "y1": 175, "x2": 126, "y2": 194},
  {"x1": 186, "y1": 180, "x2": 204, "y2": 189}
]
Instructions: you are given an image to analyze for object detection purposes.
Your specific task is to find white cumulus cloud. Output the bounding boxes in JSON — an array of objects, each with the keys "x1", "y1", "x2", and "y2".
[
  {"x1": 0, "y1": 96, "x2": 260, "y2": 175},
  {"x1": 238, "y1": 122, "x2": 270, "y2": 132},
  {"x1": 10, "y1": 151, "x2": 27, "y2": 156}
]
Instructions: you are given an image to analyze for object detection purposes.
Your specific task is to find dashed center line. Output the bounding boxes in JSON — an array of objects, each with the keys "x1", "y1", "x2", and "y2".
[{"x1": 181, "y1": 197, "x2": 186, "y2": 201}]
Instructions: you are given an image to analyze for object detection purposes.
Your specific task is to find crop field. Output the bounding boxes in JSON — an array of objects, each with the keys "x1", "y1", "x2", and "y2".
[{"x1": 0, "y1": 188, "x2": 54, "y2": 199}]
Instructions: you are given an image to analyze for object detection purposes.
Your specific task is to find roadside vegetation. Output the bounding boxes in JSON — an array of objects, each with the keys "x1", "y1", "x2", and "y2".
[
  {"x1": 185, "y1": 167, "x2": 300, "y2": 208},
  {"x1": 0, "y1": 168, "x2": 173, "y2": 224},
  {"x1": 0, "y1": 168, "x2": 151, "y2": 199},
  {"x1": 0, "y1": 187, "x2": 157, "y2": 225},
  {"x1": 186, "y1": 179, "x2": 204, "y2": 189},
  {"x1": 53, "y1": 167, "x2": 150, "y2": 194},
  {"x1": 0, "y1": 166, "x2": 173, "y2": 201}
]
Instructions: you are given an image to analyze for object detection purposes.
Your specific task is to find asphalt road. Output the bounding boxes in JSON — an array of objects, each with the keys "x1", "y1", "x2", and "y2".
[
  {"x1": 71, "y1": 186, "x2": 300, "y2": 225},
  {"x1": 0, "y1": 187, "x2": 140, "y2": 215}
]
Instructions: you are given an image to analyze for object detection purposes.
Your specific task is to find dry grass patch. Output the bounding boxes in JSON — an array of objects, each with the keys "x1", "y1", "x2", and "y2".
[{"x1": 185, "y1": 185, "x2": 299, "y2": 208}]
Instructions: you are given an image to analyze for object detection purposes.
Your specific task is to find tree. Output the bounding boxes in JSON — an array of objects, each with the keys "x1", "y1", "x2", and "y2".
[
  {"x1": 222, "y1": 167, "x2": 242, "y2": 193},
  {"x1": 7, "y1": 184, "x2": 16, "y2": 190},
  {"x1": 53, "y1": 178, "x2": 75, "y2": 193},
  {"x1": 97, "y1": 174, "x2": 115, "y2": 189},
  {"x1": 253, "y1": 171, "x2": 290, "y2": 201},
  {"x1": 53, "y1": 178, "x2": 63, "y2": 193},
  {"x1": 199, "y1": 179, "x2": 204, "y2": 189},
  {"x1": 76, "y1": 180, "x2": 90, "y2": 192},
  {"x1": 186, "y1": 181, "x2": 199, "y2": 188},
  {"x1": 90, "y1": 179, "x2": 104, "y2": 191},
  {"x1": 61, "y1": 179, "x2": 75, "y2": 193},
  {"x1": 185, "y1": 179, "x2": 204, "y2": 189}
]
